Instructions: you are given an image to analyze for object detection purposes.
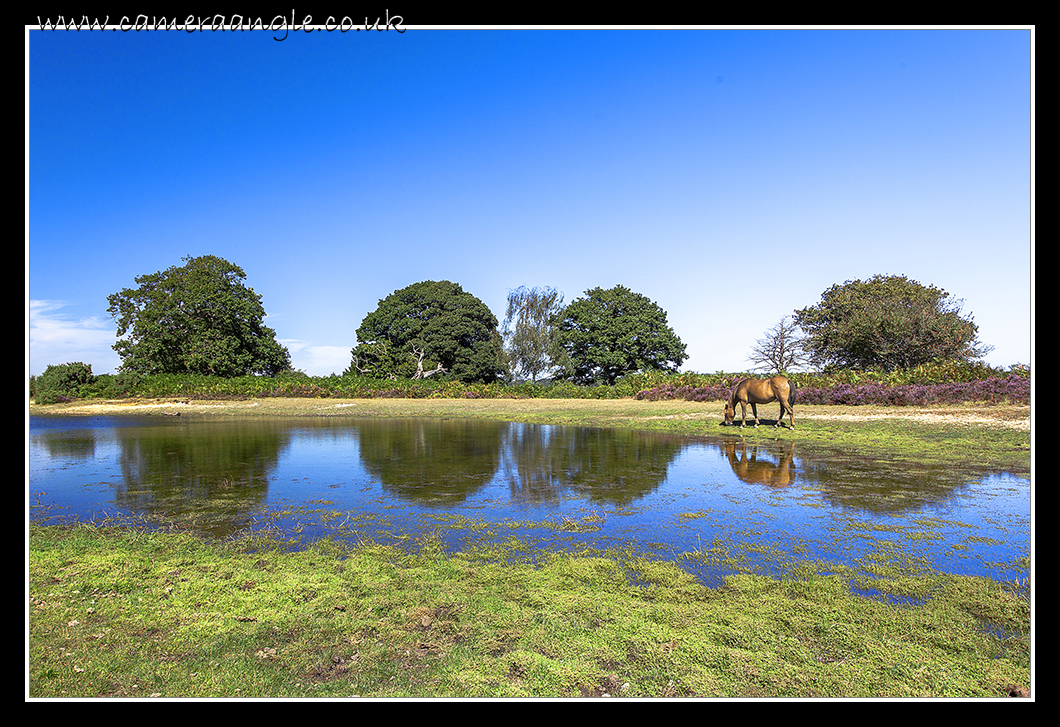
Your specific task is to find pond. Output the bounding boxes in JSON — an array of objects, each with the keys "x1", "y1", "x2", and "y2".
[{"x1": 29, "y1": 415, "x2": 1030, "y2": 588}]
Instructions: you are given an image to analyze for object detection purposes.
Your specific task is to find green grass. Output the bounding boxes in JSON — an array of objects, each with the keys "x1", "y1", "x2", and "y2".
[{"x1": 29, "y1": 524, "x2": 1030, "y2": 699}]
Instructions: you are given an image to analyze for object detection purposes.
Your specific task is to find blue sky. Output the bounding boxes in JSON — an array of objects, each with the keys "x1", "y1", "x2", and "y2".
[{"x1": 27, "y1": 26, "x2": 1033, "y2": 377}]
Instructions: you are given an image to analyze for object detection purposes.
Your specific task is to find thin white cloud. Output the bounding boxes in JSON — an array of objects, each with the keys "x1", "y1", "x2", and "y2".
[
  {"x1": 26, "y1": 307, "x2": 351, "y2": 378},
  {"x1": 280, "y1": 340, "x2": 351, "y2": 377},
  {"x1": 28, "y1": 300, "x2": 120, "y2": 375}
]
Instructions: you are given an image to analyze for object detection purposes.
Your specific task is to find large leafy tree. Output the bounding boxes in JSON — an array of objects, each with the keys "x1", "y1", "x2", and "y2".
[
  {"x1": 551, "y1": 285, "x2": 687, "y2": 385},
  {"x1": 792, "y1": 274, "x2": 992, "y2": 370},
  {"x1": 107, "y1": 255, "x2": 291, "y2": 377},
  {"x1": 349, "y1": 280, "x2": 504, "y2": 383},
  {"x1": 500, "y1": 286, "x2": 565, "y2": 383}
]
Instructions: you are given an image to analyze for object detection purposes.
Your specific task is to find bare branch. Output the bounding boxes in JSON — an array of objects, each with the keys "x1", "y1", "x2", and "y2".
[
  {"x1": 747, "y1": 316, "x2": 812, "y2": 373},
  {"x1": 410, "y1": 345, "x2": 447, "y2": 380}
]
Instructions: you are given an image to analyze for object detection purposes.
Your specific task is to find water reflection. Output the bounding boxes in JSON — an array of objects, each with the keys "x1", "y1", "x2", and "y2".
[
  {"x1": 114, "y1": 419, "x2": 289, "y2": 536},
  {"x1": 714, "y1": 435, "x2": 983, "y2": 516},
  {"x1": 500, "y1": 424, "x2": 683, "y2": 506},
  {"x1": 35, "y1": 428, "x2": 99, "y2": 459},
  {"x1": 358, "y1": 419, "x2": 504, "y2": 506},
  {"x1": 722, "y1": 437, "x2": 795, "y2": 489},
  {"x1": 794, "y1": 447, "x2": 988, "y2": 515},
  {"x1": 29, "y1": 416, "x2": 1029, "y2": 582}
]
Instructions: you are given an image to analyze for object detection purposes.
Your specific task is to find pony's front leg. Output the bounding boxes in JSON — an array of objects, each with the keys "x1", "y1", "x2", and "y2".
[{"x1": 750, "y1": 403, "x2": 760, "y2": 427}]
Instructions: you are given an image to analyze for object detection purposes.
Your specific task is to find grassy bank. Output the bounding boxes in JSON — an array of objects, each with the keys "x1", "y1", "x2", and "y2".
[{"x1": 29, "y1": 525, "x2": 1030, "y2": 698}]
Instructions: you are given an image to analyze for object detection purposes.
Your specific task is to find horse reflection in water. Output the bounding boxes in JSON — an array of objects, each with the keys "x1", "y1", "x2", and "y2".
[
  {"x1": 722, "y1": 376, "x2": 796, "y2": 429},
  {"x1": 723, "y1": 438, "x2": 796, "y2": 488}
]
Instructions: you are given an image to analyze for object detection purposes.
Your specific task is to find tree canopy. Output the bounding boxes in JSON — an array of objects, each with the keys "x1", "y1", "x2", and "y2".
[
  {"x1": 792, "y1": 274, "x2": 992, "y2": 370},
  {"x1": 349, "y1": 280, "x2": 504, "y2": 383},
  {"x1": 106, "y1": 255, "x2": 291, "y2": 377},
  {"x1": 551, "y1": 285, "x2": 687, "y2": 385},
  {"x1": 500, "y1": 286, "x2": 565, "y2": 383}
]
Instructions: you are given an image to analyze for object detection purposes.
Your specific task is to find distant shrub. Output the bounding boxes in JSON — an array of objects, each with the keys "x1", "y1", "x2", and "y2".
[
  {"x1": 793, "y1": 377, "x2": 1030, "y2": 406},
  {"x1": 111, "y1": 371, "x2": 144, "y2": 397},
  {"x1": 634, "y1": 384, "x2": 731, "y2": 402},
  {"x1": 32, "y1": 362, "x2": 95, "y2": 403},
  {"x1": 636, "y1": 374, "x2": 1029, "y2": 406}
]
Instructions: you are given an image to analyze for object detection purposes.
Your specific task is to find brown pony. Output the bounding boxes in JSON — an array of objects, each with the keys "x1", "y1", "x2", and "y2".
[{"x1": 722, "y1": 376, "x2": 796, "y2": 429}]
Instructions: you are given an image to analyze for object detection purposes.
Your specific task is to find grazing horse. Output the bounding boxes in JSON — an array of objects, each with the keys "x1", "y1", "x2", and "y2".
[{"x1": 722, "y1": 376, "x2": 796, "y2": 429}]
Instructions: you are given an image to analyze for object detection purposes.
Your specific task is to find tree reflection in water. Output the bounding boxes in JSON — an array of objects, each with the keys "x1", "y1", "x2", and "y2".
[{"x1": 30, "y1": 415, "x2": 1029, "y2": 583}]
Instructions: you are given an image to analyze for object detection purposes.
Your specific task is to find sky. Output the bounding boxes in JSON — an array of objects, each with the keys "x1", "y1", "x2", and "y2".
[{"x1": 27, "y1": 24, "x2": 1033, "y2": 378}]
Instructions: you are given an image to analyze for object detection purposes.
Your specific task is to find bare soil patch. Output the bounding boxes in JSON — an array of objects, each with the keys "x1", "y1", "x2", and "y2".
[{"x1": 794, "y1": 405, "x2": 1031, "y2": 431}]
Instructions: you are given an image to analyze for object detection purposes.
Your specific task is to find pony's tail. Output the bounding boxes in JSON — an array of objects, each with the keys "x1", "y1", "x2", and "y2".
[{"x1": 789, "y1": 380, "x2": 797, "y2": 406}]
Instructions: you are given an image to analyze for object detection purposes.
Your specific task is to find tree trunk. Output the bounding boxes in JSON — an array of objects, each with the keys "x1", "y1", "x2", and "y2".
[{"x1": 411, "y1": 346, "x2": 447, "y2": 379}]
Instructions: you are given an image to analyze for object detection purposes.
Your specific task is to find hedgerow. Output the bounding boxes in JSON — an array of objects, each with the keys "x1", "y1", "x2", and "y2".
[
  {"x1": 635, "y1": 376, "x2": 1029, "y2": 406},
  {"x1": 31, "y1": 362, "x2": 1029, "y2": 407},
  {"x1": 30, "y1": 363, "x2": 142, "y2": 404}
]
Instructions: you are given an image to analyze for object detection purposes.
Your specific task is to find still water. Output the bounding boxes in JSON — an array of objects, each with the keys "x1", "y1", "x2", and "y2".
[{"x1": 29, "y1": 415, "x2": 1030, "y2": 586}]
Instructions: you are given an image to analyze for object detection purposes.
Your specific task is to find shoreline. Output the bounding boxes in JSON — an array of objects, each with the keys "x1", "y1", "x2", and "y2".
[
  {"x1": 29, "y1": 396, "x2": 1032, "y2": 476},
  {"x1": 28, "y1": 395, "x2": 1031, "y2": 429}
]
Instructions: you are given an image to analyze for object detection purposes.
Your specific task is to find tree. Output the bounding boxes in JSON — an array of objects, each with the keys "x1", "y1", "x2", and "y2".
[
  {"x1": 792, "y1": 274, "x2": 993, "y2": 371},
  {"x1": 32, "y1": 362, "x2": 95, "y2": 403},
  {"x1": 747, "y1": 316, "x2": 811, "y2": 373},
  {"x1": 551, "y1": 285, "x2": 687, "y2": 385},
  {"x1": 500, "y1": 286, "x2": 565, "y2": 382},
  {"x1": 107, "y1": 255, "x2": 291, "y2": 377},
  {"x1": 348, "y1": 280, "x2": 504, "y2": 383}
]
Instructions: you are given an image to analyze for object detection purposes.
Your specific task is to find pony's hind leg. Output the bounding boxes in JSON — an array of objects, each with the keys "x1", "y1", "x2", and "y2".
[{"x1": 776, "y1": 399, "x2": 794, "y2": 429}]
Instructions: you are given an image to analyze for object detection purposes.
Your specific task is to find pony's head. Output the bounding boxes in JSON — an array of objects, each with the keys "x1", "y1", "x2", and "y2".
[{"x1": 722, "y1": 399, "x2": 736, "y2": 426}]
